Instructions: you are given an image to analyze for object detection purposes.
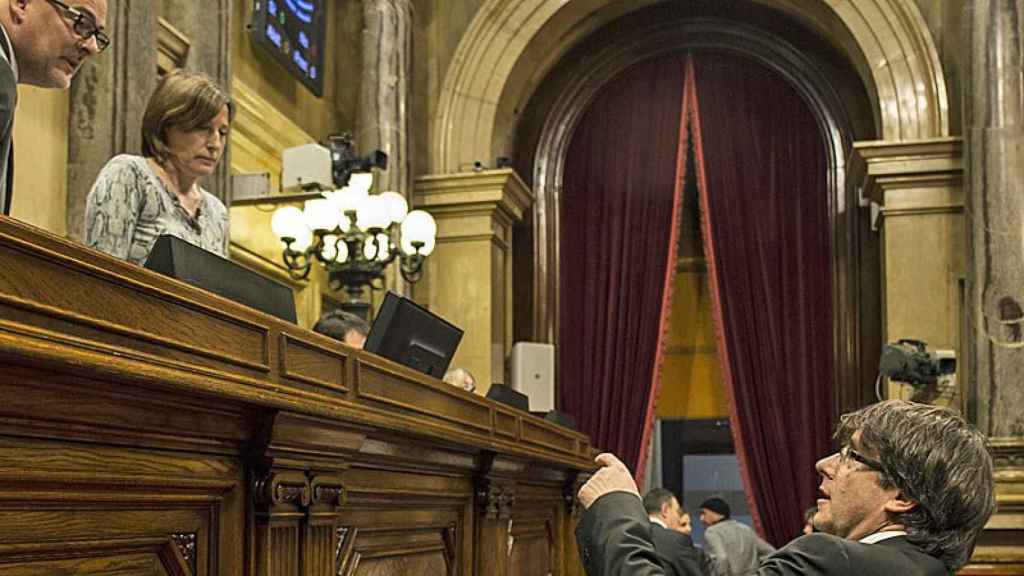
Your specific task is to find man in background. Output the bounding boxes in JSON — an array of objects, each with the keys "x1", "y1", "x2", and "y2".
[
  {"x1": 678, "y1": 511, "x2": 693, "y2": 536},
  {"x1": 313, "y1": 309, "x2": 370, "y2": 349},
  {"x1": 699, "y1": 497, "x2": 775, "y2": 576},
  {"x1": 443, "y1": 367, "x2": 476, "y2": 393},
  {"x1": 643, "y1": 488, "x2": 707, "y2": 576},
  {"x1": 0, "y1": 0, "x2": 109, "y2": 215},
  {"x1": 575, "y1": 400, "x2": 995, "y2": 576}
]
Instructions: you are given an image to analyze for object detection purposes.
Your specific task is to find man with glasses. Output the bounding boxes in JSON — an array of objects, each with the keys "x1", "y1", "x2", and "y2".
[
  {"x1": 0, "y1": 0, "x2": 108, "y2": 215},
  {"x1": 575, "y1": 400, "x2": 995, "y2": 575}
]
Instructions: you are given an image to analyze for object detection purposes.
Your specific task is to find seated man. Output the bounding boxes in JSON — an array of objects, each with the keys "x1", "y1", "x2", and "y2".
[
  {"x1": 312, "y1": 309, "x2": 370, "y2": 349},
  {"x1": 643, "y1": 488, "x2": 706, "y2": 576},
  {"x1": 576, "y1": 400, "x2": 995, "y2": 576},
  {"x1": 443, "y1": 367, "x2": 477, "y2": 393}
]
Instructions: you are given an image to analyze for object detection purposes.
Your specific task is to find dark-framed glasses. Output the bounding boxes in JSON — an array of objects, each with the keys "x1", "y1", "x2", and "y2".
[
  {"x1": 838, "y1": 445, "x2": 885, "y2": 472},
  {"x1": 47, "y1": 0, "x2": 110, "y2": 52}
]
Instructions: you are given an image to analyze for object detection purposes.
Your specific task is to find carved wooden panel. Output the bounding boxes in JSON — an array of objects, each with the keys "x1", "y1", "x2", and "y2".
[
  {"x1": 358, "y1": 364, "x2": 492, "y2": 433},
  {"x1": 347, "y1": 526, "x2": 451, "y2": 576},
  {"x1": 508, "y1": 517, "x2": 554, "y2": 576},
  {"x1": 280, "y1": 333, "x2": 350, "y2": 395},
  {"x1": 0, "y1": 234, "x2": 271, "y2": 372},
  {"x1": 0, "y1": 537, "x2": 191, "y2": 575},
  {"x1": 0, "y1": 448, "x2": 238, "y2": 576}
]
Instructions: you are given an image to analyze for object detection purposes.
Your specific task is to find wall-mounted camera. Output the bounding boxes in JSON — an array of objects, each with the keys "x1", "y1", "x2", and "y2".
[
  {"x1": 328, "y1": 133, "x2": 388, "y2": 188},
  {"x1": 879, "y1": 339, "x2": 956, "y2": 386},
  {"x1": 277, "y1": 134, "x2": 388, "y2": 194},
  {"x1": 877, "y1": 339, "x2": 956, "y2": 402}
]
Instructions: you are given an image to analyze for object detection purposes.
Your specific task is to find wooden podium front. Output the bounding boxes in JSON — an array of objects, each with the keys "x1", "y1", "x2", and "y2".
[{"x1": 0, "y1": 217, "x2": 593, "y2": 576}]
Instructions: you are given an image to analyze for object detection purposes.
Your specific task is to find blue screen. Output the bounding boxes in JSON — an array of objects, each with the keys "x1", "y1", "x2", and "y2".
[{"x1": 250, "y1": 0, "x2": 325, "y2": 96}]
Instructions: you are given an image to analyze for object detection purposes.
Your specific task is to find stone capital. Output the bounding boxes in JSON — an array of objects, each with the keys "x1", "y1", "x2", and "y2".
[
  {"x1": 413, "y1": 169, "x2": 534, "y2": 229},
  {"x1": 848, "y1": 137, "x2": 962, "y2": 206}
]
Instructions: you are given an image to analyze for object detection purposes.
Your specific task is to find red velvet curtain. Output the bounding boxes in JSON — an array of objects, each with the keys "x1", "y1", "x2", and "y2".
[
  {"x1": 560, "y1": 57, "x2": 686, "y2": 476},
  {"x1": 688, "y1": 53, "x2": 835, "y2": 545}
]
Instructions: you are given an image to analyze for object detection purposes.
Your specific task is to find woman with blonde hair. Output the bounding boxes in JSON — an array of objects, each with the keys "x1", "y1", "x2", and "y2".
[{"x1": 85, "y1": 69, "x2": 233, "y2": 264}]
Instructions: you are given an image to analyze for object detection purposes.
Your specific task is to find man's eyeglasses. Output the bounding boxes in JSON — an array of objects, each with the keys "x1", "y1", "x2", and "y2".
[
  {"x1": 838, "y1": 445, "x2": 885, "y2": 472},
  {"x1": 48, "y1": 0, "x2": 110, "y2": 53}
]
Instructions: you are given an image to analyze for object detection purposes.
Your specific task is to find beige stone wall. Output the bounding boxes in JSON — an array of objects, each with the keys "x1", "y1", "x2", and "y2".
[
  {"x1": 412, "y1": 0, "x2": 486, "y2": 177},
  {"x1": 10, "y1": 87, "x2": 68, "y2": 236},
  {"x1": 655, "y1": 267, "x2": 729, "y2": 421},
  {"x1": 231, "y1": 0, "x2": 358, "y2": 143},
  {"x1": 913, "y1": 1, "x2": 965, "y2": 133}
]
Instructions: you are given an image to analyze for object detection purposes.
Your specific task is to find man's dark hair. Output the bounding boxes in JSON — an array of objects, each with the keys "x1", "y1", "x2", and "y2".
[
  {"x1": 312, "y1": 309, "x2": 370, "y2": 342},
  {"x1": 835, "y1": 399, "x2": 995, "y2": 571},
  {"x1": 699, "y1": 497, "x2": 730, "y2": 519},
  {"x1": 642, "y1": 488, "x2": 677, "y2": 516}
]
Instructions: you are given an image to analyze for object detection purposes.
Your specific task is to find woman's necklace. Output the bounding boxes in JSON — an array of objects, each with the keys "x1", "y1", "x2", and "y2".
[{"x1": 151, "y1": 158, "x2": 201, "y2": 217}]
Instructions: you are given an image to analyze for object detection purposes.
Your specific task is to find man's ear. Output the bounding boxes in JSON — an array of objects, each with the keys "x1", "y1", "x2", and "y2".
[
  {"x1": 9, "y1": 0, "x2": 29, "y2": 24},
  {"x1": 884, "y1": 492, "x2": 918, "y2": 515}
]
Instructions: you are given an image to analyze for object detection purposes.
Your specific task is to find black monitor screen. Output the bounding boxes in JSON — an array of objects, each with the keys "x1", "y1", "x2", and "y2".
[
  {"x1": 249, "y1": 0, "x2": 326, "y2": 97},
  {"x1": 364, "y1": 292, "x2": 463, "y2": 378}
]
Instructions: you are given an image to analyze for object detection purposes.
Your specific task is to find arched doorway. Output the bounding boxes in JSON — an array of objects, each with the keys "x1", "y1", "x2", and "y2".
[{"x1": 430, "y1": 0, "x2": 948, "y2": 413}]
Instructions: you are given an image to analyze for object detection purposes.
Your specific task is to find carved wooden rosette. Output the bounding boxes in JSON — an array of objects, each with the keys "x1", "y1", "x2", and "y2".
[
  {"x1": 170, "y1": 533, "x2": 198, "y2": 575},
  {"x1": 477, "y1": 479, "x2": 517, "y2": 521}
]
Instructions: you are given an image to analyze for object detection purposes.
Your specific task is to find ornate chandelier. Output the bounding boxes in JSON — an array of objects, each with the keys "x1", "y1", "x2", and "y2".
[{"x1": 269, "y1": 172, "x2": 437, "y2": 307}]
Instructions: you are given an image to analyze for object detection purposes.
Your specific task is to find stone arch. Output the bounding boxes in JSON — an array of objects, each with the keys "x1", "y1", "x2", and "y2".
[{"x1": 431, "y1": 0, "x2": 948, "y2": 174}]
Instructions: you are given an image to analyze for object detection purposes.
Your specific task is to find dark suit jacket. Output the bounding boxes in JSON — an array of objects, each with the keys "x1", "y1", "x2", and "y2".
[
  {"x1": 650, "y1": 523, "x2": 708, "y2": 576},
  {"x1": 0, "y1": 26, "x2": 15, "y2": 216},
  {"x1": 577, "y1": 492, "x2": 949, "y2": 576}
]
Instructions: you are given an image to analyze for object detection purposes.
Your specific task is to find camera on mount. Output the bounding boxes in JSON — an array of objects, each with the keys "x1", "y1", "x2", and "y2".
[
  {"x1": 328, "y1": 133, "x2": 388, "y2": 188},
  {"x1": 878, "y1": 339, "x2": 956, "y2": 387}
]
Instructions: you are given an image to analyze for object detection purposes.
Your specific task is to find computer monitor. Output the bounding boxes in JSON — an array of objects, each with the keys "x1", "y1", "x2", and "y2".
[
  {"x1": 364, "y1": 292, "x2": 463, "y2": 378},
  {"x1": 144, "y1": 234, "x2": 297, "y2": 322}
]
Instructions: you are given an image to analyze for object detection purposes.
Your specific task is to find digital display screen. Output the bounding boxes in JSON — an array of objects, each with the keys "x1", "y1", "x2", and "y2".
[{"x1": 250, "y1": 0, "x2": 325, "y2": 97}]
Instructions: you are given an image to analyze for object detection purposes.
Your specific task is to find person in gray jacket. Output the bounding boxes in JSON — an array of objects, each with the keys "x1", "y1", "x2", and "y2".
[
  {"x1": 575, "y1": 400, "x2": 995, "y2": 576},
  {"x1": 0, "y1": 0, "x2": 109, "y2": 215},
  {"x1": 699, "y1": 498, "x2": 775, "y2": 576}
]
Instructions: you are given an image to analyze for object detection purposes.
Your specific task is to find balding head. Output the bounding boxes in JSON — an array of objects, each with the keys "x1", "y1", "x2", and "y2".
[{"x1": 1, "y1": 0, "x2": 109, "y2": 89}]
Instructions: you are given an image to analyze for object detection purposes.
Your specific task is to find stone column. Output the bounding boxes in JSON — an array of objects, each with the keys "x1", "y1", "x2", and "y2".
[
  {"x1": 413, "y1": 170, "x2": 533, "y2": 394},
  {"x1": 964, "y1": 0, "x2": 1024, "y2": 438},
  {"x1": 66, "y1": 0, "x2": 158, "y2": 241},
  {"x1": 359, "y1": 0, "x2": 413, "y2": 296},
  {"x1": 963, "y1": 2, "x2": 1024, "y2": 568},
  {"x1": 358, "y1": 0, "x2": 412, "y2": 199}
]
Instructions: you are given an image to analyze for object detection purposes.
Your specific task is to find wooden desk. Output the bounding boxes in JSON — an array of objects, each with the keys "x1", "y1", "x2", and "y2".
[{"x1": 0, "y1": 217, "x2": 593, "y2": 575}]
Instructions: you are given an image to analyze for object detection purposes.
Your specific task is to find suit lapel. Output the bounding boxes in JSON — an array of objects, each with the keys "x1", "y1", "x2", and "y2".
[
  {"x1": 3, "y1": 146, "x2": 11, "y2": 216},
  {"x1": 0, "y1": 31, "x2": 12, "y2": 217}
]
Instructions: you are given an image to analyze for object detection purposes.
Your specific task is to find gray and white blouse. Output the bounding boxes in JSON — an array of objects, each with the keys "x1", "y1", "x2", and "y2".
[{"x1": 85, "y1": 154, "x2": 229, "y2": 265}]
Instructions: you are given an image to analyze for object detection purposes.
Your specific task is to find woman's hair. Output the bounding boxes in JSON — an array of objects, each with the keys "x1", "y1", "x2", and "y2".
[
  {"x1": 141, "y1": 69, "x2": 234, "y2": 161},
  {"x1": 835, "y1": 400, "x2": 995, "y2": 571}
]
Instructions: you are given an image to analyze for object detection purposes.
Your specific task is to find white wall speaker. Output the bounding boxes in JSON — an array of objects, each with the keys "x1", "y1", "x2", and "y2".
[{"x1": 510, "y1": 342, "x2": 555, "y2": 412}]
